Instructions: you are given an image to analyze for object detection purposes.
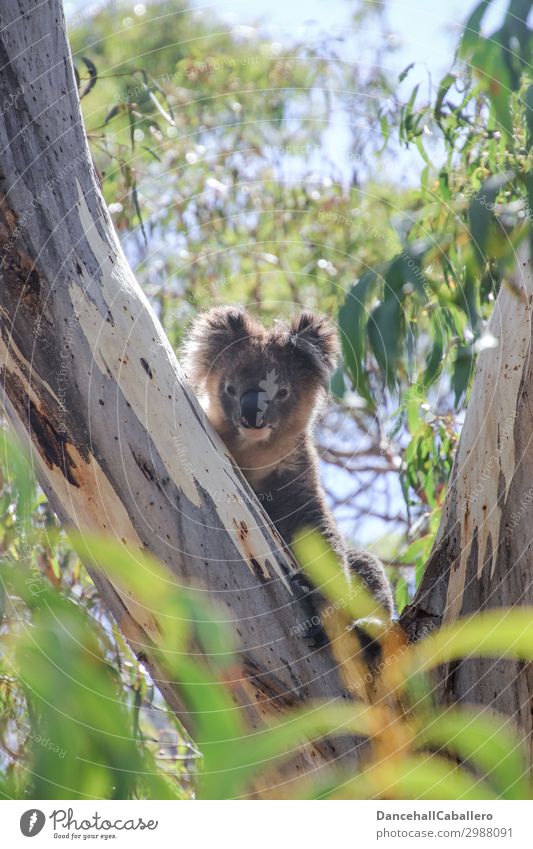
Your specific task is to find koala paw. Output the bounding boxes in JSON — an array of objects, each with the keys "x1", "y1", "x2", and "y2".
[{"x1": 351, "y1": 616, "x2": 387, "y2": 669}]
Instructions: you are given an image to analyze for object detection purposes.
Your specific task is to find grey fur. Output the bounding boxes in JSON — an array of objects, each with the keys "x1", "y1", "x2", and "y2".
[{"x1": 182, "y1": 306, "x2": 393, "y2": 621}]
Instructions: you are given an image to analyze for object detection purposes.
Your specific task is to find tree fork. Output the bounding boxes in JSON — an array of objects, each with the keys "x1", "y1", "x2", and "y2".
[{"x1": 0, "y1": 0, "x2": 362, "y2": 792}]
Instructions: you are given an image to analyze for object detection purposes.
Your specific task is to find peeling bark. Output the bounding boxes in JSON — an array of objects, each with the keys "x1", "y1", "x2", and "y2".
[
  {"x1": 401, "y1": 241, "x2": 533, "y2": 764},
  {"x1": 0, "y1": 0, "x2": 363, "y2": 794}
]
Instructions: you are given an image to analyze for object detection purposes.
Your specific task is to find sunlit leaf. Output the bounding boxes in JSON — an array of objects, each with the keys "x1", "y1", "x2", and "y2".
[{"x1": 416, "y1": 707, "x2": 530, "y2": 800}]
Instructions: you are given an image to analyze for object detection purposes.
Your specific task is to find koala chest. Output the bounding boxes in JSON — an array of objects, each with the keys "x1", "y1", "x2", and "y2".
[{"x1": 250, "y1": 467, "x2": 329, "y2": 547}]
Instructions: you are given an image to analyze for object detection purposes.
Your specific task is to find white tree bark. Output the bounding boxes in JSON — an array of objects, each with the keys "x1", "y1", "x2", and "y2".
[
  {"x1": 402, "y1": 240, "x2": 533, "y2": 764},
  {"x1": 0, "y1": 0, "x2": 361, "y2": 792}
]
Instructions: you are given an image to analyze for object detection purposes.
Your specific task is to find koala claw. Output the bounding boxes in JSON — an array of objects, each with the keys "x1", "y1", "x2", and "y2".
[
  {"x1": 304, "y1": 620, "x2": 329, "y2": 649},
  {"x1": 289, "y1": 573, "x2": 329, "y2": 649}
]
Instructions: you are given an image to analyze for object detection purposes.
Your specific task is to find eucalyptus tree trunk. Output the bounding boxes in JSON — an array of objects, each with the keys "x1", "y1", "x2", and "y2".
[
  {"x1": 0, "y1": 0, "x2": 361, "y2": 794},
  {"x1": 401, "y1": 240, "x2": 533, "y2": 763}
]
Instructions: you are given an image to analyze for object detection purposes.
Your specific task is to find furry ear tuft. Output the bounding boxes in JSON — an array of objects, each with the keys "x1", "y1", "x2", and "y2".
[
  {"x1": 289, "y1": 311, "x2": 340, "y2": 381},
  {"x1": 211, "y1": 307, "x2": 249, "y2": 336},
  {"x1": 182, "y1": 306, "x2": 255, "y2": 387}
]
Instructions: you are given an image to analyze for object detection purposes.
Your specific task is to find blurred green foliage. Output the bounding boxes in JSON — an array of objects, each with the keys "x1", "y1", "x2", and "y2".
[
  {"x1": 2, "y1": 431, "x2": 533, "y2": 799},
  {"x1": 0, "y1": 431, "x2": 191, "y2": 799},
  {"x1": 353, "y1": 0, "x2": 533, "y2": 412}
]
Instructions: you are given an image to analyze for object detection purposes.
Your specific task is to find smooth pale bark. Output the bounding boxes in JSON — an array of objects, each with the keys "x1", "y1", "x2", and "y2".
[
  {"x1": 401, "y1": 241, "x2": 533, "y2": 764},
  {"x1": 0, "y1": 0, "x2": 362, "y2": 794}
]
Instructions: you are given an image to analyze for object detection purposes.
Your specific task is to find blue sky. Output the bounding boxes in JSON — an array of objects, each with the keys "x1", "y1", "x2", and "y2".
[
  {"x1": 187, "y1": 0, "x2": 508, "y2": 79},
  {"x1": 66, "y1": 0, "x2": 509, "y2": 185},
  {"x1": 66, "y1": 0, "x2": 509, "y2": 83}
]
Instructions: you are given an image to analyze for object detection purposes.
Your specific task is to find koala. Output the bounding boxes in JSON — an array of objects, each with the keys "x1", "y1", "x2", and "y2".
[{"x1": 183, "y1": 306, "x2": 393, "y2": 648}]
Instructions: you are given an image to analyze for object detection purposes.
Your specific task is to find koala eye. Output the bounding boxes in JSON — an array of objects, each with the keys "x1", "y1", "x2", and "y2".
[
  {"x1": 276, "y1": 386, "x2": 290, "y2": 400},
  {"x1": 225, "y1": 384, "x2": 237, "y2": 396}
]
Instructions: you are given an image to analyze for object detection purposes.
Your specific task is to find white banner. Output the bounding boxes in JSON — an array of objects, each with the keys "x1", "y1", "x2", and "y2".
[{"x1": 0, "y1": 800, "x2": 530, "y2": 848}]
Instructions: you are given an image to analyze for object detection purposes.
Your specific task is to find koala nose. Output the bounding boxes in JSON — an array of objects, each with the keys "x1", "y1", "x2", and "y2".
[{"x1": 240, "y1": 389, "x2": 266, "y2": 429}]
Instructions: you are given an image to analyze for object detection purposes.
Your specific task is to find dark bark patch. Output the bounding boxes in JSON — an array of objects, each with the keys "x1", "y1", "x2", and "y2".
[
  {"x1": 140, "y1": 357, "x2": 153, "y2": 378},
  {"x1": 0, "y1": 194, "x2": 46, "y2": 317},
  {"x1": 442, "y1": 658, "x2": 461, "y2": 701},
  {"x1": 400, "y1": 604, "x2": 442, "y2": 643},
  {"x1": 241, "y1": 657, "x2": 299, "y2": 709},
  {"x1": 460, "y1": 530, "x2": 480, "y2": 616},
  {"x1": 497, "y1": 468, "x2": 507, "y2": 507},
  {"x1": 131, "y1": 448, "x2": 156, "y2": 482},
  {"x1": 249, "y1": 557, "x2": 268, "y2": 582},
  {"x1": 232, "y1": 517, "x2": 270, "y2": 582},
  {"x1": 2, "y1": 368, "x2": 80, "y2": 486}
]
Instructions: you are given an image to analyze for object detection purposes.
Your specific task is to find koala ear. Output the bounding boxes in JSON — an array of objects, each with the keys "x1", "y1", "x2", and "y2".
[
  {"x1": 289, "y1": 311, "x2": 340, "y2": 382},
  {"x1": 182, "y1": 306, "x2": 254, "y2": 387}
]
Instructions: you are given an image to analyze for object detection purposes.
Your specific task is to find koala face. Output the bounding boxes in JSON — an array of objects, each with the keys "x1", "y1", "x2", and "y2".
[{"x1": 183, "y1": 307, "x2": 340, "y2": 450}]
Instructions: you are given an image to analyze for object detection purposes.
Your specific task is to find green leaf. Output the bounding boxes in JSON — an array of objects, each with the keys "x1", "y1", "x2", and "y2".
[
  {"x1": 292, "y1": 529, "x2": 387, "y2": 623},
  {"x1": 524, "y1": 83, "x2": 533, "y2": 146},
  {"x1": 0, "y1": 431, "x2": 35, "y2": 539},
  {"x1": 329, "y1": 363, "x2": 346, "y2": 399},
  {"x1": 2, "y1": 563, "x2": 179, "y2": 800},
  {"x1": 399, "y1": 535, "x2": 433, "y2": 565},
  {"x1": 368, "y1": 297, "x2": 403, "y2": 388},
  {"x1": 424, "y1": 312, "x2": 445, "y2": 386},
  {"x1": 399, "y1": 62, "x2": 415, "y2": 83},
  {"x1": 434, "y1": 73, "x2": 456, "y2": 122},
  {"x1": 378, "y1": 111, "x2": 390, "y2": 153},
  {"x1": 403, "y1": 380, "x2": 428, "y2": 435},
  {"x1": 451, "y1": 344, "x2": 474, "y2": 407},
  {"x1": 395, "y1": 576, "x2": 410, "y2": 615},
  {"x1": 338, "y1": 270, "x2": 377, "y2": 403},
  {"x1": 200, "y1": 701, "x2": 380, "y2": 800},
  {"x1": 327, "y1": 753, "x2": 497, "y2": 800},
  {"x1": 460, "y1": 0, "x2": 492, "y2": 54},
  {"x1": 79, "y1": 56, "x2": 97, "y2": 99},
  {"x1": 417, "y1": 707, "x2": 530, "y2": 800},
  {"x1": 469, "y1": 172, "x2": 514, "y2": 265}
]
